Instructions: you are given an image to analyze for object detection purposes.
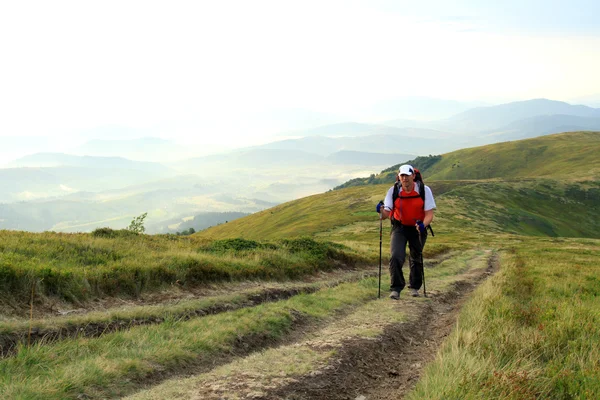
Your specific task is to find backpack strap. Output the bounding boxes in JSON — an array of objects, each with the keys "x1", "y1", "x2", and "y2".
[
  {"x1": 414, "y1": 169, "x2": 426, "y2": 205},
  {"x1": 392, "y1": 181, "x2": 400, "y2": 203}
]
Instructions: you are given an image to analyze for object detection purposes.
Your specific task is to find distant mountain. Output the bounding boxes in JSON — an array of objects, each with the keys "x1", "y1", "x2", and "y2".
[
  {"x1": 285, "y1": 122, "x2": 452, "y2": 139},
  {"x1": 569, "y1": 94, "x2": 600, "y2": 108},
  {"x1": 434, "y1": 99, "x2": 600, "y2": 133},
  {"x1": 288, "y1": 122, "x2": 382, "y2": 137},
  {"x1": 271, "y1": 99, "x2": 600, "y2": 155},
  {"x1": 9, "y1": 153, "x2": 172, "y2": 174},
  {"x1": 250, "y1": 108, "x2": 348, "y2": 133},
  {"x1": 256, "y1": 134, "x2": 466, "y2": 156},
  {"x1": 0, "y1": 136, "x2": 65, "y2": 165},
  {"x1": 174, "y1": 148, "x2": 326, "y2": 172},
  {"x1": 486, "y1": 115, "x2": 600, "y2": 141},
  {"x1": 71, "y1": 137, "x2": 205, "y2": 162},
  {"x1": 326, "y1": 151, "x2": 414, "y2": 166},
  {"x1": 0, "y1": 164, "x2": 175, "y2": 203},
  {"x1": 364, "y1": 96, "x2": 489, "y2": 121},
  {"x1": 379, "y1": 118, "x2": 420, "y2": 129}
]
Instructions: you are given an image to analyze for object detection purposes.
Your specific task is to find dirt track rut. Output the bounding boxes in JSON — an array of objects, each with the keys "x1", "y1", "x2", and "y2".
[{"x1": 255, "y1": 253, "x2": 498, "y2": 400}]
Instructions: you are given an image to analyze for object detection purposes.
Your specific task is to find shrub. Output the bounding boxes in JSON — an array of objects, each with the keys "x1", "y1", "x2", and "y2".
[{"x1": 92, "y1": 228, "x2": 139, "y2": 239}]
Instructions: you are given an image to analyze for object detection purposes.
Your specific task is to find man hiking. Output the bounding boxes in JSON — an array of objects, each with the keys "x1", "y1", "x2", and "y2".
[{"x1": 376, "y1": 164, "x2": 436, "y2": 299}]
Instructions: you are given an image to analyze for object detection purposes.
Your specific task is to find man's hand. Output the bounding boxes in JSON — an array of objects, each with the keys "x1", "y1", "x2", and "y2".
[
  {"x1": 376, "y1": 201, "x2": 384, "y2": 213},
  {"x1": 416, "y1": 220, "x2": 425, "y2": 233}
]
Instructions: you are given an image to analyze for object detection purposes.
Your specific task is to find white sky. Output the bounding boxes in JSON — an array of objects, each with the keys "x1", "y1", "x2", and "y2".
[{"x1": 1, "y1": 0, "x2": 599, "y2": 149}]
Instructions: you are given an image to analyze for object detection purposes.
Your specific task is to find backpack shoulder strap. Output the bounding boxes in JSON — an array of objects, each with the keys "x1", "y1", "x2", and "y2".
[
  {"x1": 414, "y1": 169, "x2": 426, "y2": 205},
  {"x1": 392, "y1": 181, "x2": 400, "y2": 203}
]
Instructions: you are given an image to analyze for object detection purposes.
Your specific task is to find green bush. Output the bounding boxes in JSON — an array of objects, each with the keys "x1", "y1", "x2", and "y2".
[{"x1": 92, "y1": 227, "x2": 139, "y2": 239}]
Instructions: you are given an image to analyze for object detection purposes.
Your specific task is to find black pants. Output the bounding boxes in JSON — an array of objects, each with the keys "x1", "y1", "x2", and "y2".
[{"x1": 389, "y1": 224, "x2": 427, "y2": 292}]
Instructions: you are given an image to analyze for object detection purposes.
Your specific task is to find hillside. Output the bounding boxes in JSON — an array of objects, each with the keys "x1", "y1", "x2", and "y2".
[
  {"x1": 197, "y1": 131, "x2": 600, "y2": 241},
  {"x1": 196, "y1": 179, "x2": 599, "y2": 241},
  {"x1": 8, "y1": 153, "x2": 171, "y2": 173},
  {"x1": 435, "y1": 98, "x2": 600, "y2": 133},
  {"x1": 424, "y1": 131, "x2": 600, "y2": 180},
  {"x1": 333, "y1": 131, "x2": 600, "y2": 188}
]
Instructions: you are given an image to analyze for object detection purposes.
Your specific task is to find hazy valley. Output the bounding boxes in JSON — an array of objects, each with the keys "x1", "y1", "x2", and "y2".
[{"x1": 2, "y1": 98, "x2": 600, "y2": 234}]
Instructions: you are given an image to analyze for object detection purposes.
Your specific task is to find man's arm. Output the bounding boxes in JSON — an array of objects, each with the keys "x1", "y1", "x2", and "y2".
[
  {"x1": 381, "y1": 208, "x2": 391, "y2": 220},
  {"x1": 422, "y1": 209, "x2": 434, "y2": 226},
  {"x1": 380, "y1": 186, "x2": 394, "y2": 220}
]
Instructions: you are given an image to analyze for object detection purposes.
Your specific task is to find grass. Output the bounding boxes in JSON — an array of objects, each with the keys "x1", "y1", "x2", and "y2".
[
  {"x1": 0, "y1": 233, "x2": 371, "y2": 305},
  {"x1": 425, "y1": 131, "x2": 600, "y2": 181},
  {"x1": 125, "y1": 295, "x2": 412, "y2": 400},
  {"x1": 198, "y1": 179, "x2": 599, "y2": 244},
  {"x1": 330, "y1": 132, "x2": 600, "y2": 188},
  {"x1": 436, "y1": 179, "x2": 600, "y2": 238},
  {"x1": 407, "y1": 237, "x2": 600, "y2": 399},
  {"x1": 0, "y1": 278, "x2": 378, "y2": 399},
  {"x1": 3, "y1": 176, "x2": 597, "y2": 311},
  {"x1": 0, "y1": 243, "x2": 491, "y2": 399},
  {"x1": 0, "y1": 268, "x2": 375, "y2": 339}
]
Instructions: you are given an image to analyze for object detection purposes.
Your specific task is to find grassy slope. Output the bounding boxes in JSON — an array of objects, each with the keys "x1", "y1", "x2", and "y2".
[
  {"x1": 196, "y1": 179, "x2": 600, "y2": 241},
  {"x1": 198, "y1": 131, "x2": 600, "y2": 241},
  {"x1": 333, "y1": 131, "x2": 600, "y2": 187},
  {"x1": 195, "y1": 185, "x2": 380, "y2": 240},
  {"x1": 425, "y1": 131, "x2": 600, "y2": 181}
]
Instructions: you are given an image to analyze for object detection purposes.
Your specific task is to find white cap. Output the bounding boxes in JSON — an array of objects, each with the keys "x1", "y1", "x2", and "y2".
[{"x1": 398, "y1": 164, "x2": 415, "y2": 176}]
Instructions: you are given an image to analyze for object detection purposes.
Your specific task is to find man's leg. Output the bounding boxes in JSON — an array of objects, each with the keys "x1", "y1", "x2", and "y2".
[
  {"x1": 389, "y1": 225, "x2": 408, "y2": 293},
  {"x1": 408, "y1": 228, "x2": 428, "y2": 290}
]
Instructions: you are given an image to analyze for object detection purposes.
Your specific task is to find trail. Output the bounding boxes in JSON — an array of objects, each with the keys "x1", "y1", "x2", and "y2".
[
  {"x1": 261, "y1": 253, "x2": 498, "y2": 400},
  {"x1": 0, "y1": 250, "x2": 459, "y2": 358},
  {"x1": 0, "y1": 268, "x2": 377, "y2": 358},
  {"x1": 126, "y1": 250, "x2": 497, "y2": 400}
]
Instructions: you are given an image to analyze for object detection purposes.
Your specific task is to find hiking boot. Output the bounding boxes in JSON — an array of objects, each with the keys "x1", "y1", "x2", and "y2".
[
  {"x1": 389, "y1": 291, "x2": 400, "y2": 300},
  {"x1": 410, "y1": 288, "x2": 420, "y2": 297}
]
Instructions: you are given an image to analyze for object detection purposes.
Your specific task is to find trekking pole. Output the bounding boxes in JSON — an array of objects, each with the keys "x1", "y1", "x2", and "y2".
[
  {"x1": 378, "y1": 209, "x2": 383, "y2": 299},
  {"x1": 417, "y1": 223, "x2": 427, "y2": 298}
]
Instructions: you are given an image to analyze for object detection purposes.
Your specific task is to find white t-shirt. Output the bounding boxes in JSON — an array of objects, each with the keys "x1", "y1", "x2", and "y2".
[{"x1": 383, "y1": 182, "x2": 436, "y2": 212}]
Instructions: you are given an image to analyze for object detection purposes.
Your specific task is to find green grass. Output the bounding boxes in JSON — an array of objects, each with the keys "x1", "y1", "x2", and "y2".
[
  {"x1": 198, "y1": 179, "x2": 600, "y2": 244},
  {"x1": 425, "y1": 131, "x2": 600, "y2": 181},
  {"x1": 0, "y1": 278, "x2": 378, "y2": 399},
  {"x1": 196, "y1": 185, "x2": 382, "y2": 240},
  {"x1": 4, "y1": 173, "x2": 593, "y2": 307},
  {"x1": 125, "y1": 293, "x2": 413, "y2": 400},
  {"x1": 332, "y1": 131, "x2": 600, "y2": 188},
  {"x1": 436, "y1": 180, "x2": 600, "y2": 238},
  {"x1": 0, "y1": 232, "x2": 371, "y2": 305},
  {"x1": 408, "y1": 237, "x2": 600, "y2": 399},
  {"x1": 0, "y1": 245, "x2": 492, "y2": 399}
]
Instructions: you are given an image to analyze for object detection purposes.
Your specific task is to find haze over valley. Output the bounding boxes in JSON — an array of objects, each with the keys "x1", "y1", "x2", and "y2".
[{"x1": 2, "y1": 98, "x2": 600, "y2": 233}]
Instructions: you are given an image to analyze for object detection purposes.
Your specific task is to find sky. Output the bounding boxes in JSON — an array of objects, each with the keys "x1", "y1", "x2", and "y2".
[{"x1": 1, "y1": 0, "x2": 599, "y2": 156}]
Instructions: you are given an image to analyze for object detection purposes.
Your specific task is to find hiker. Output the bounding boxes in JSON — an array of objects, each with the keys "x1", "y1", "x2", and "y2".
[{"x1": 376, "y1": 164, "x2": 436, "y2": 299}]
